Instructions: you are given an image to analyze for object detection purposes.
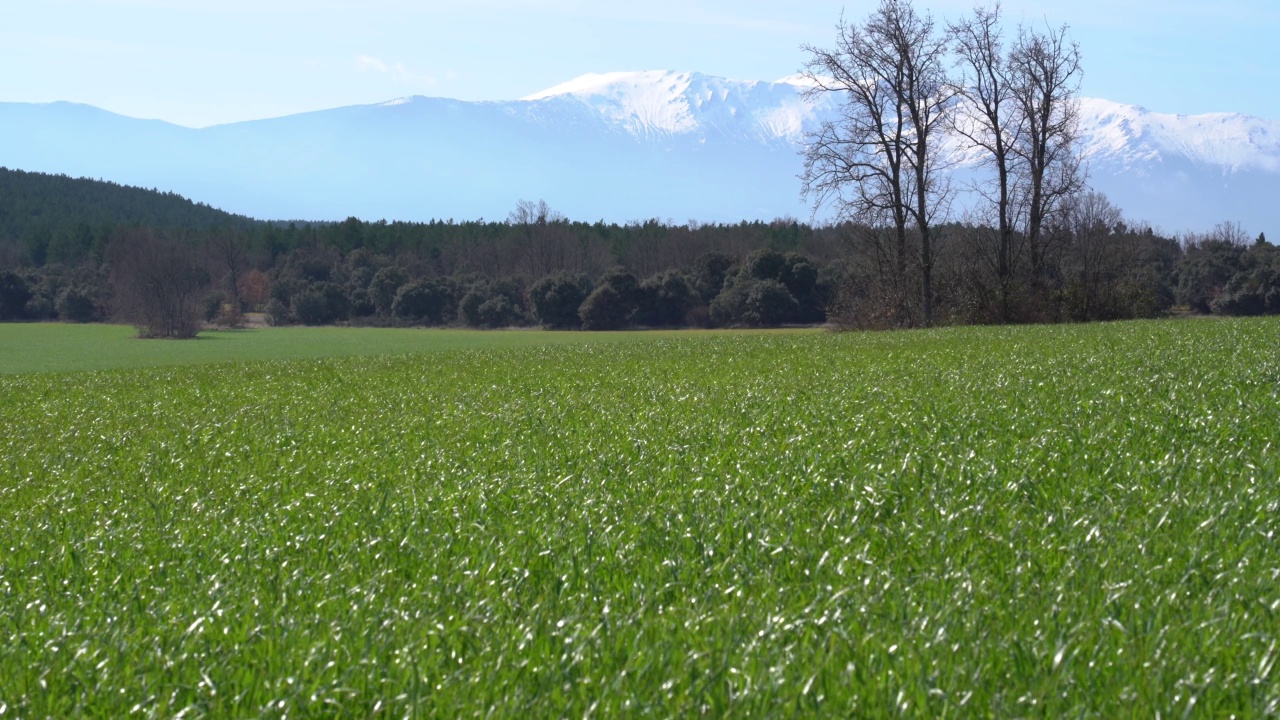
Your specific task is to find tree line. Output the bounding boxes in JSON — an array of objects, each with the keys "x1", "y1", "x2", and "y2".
[
  {"x1": 1, "y1": 188, "x2": 1275, "y2": 338},
  {"x1": 0, "y1": 186, "x2": 858, "y2": 335}
]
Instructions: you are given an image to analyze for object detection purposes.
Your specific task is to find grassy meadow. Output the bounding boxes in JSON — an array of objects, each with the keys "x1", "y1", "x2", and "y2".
[
  {"x1": 1, "y1": 318, "x2": 1279, "y2": 716},
  {"x1": 0, "y1": 322, "x2": 806, "y2": 375}
]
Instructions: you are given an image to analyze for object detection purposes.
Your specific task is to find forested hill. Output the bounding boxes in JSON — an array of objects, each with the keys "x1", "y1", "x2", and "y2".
[
  {"x1": 1, "y1": 165, "x2": 1275, "y2": 331},
  {"x1": 0, "y1": 167, "x2": 259, "y2": 264}
]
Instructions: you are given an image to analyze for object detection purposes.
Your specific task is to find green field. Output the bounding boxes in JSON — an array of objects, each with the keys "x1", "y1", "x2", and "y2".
[
  {"x1": 0, "y1": 323, "x2": 801, "y2": 375},
  {"x1": 2, "y1": 318, "x2": 1279, "y2": 716}
]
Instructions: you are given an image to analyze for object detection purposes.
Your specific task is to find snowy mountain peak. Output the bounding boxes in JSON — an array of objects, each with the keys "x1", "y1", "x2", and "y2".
[
  {"x1": 522, "y1": 70, "x2": 706, "y2": 135},
  {"x1": 773, "y1": 73, "x2": 820, "y2": 88},
  {"x1": 521, "y1": 70, "x2": 695, "y2": 101},
  {"x1": 3, "y1": 70, "x2": 1280, "y2": 232},
  {"x1": 1077, "y1": 96, "x2": 1280, "y2": 173},
  {"x1": 520, "y1": 70, "x2": 831, "y2": 141}
]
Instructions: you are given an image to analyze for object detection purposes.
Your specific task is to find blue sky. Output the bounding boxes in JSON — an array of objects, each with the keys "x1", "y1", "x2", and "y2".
[{"x1": 2, "y1": 0, "x2": 1275, "y2": 128}]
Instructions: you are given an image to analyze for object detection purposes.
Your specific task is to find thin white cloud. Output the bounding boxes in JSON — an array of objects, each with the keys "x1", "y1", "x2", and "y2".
[
  {"x1": 354, "y1": 54, "x2": 437, "y2": 87},
  {"x1": 355, "y1": 54, "x2": 389, "y2": 73}
]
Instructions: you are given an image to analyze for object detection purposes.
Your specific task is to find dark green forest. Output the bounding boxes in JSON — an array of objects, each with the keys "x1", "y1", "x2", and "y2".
[
  {"x1": 0, "y1": 167, "x2": 1276, "y2": 335},
  {"x1": 0, "y1": 167, "x2": 256, "y2": 264}
]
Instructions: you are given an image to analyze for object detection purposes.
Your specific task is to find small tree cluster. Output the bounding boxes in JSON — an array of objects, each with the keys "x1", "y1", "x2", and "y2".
[
  {"x1": 802, "y1": 0, "x2": 1084, "y2": 326},
  {"x1": 1174, "y1": 225, "x2": 1280, "y2": 316},
  {"x1": 107, "y1": 229, "x2": 208, "y2": 338}
]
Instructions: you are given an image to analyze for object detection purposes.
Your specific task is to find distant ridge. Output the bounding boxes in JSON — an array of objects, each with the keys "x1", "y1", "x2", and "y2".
[
  {"x1": 1, "y1": 72, "x2": 1278, "y2": 233},
  {"x1": 0, "y1": 167, "x2": 258, "y2": 236}
]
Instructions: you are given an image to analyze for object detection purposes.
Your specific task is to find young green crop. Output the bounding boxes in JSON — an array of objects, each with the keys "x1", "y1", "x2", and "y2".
[
  {"x1": 0, "y1": 322, "x2": 806, "y2": 375},
  {"x1": 1, "y1": 318, "x2": 1278, "y2": 716}
]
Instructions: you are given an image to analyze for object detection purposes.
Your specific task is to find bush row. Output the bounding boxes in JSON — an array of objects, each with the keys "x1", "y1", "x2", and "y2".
[{"x1": 260, "y1": 249, "x2": 843, "y2": 330}]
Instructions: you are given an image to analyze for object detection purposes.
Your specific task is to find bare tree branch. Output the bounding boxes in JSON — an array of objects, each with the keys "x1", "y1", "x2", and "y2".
[
  {"x1": 800, "y1": 0, "x2": 955, "y2": 325},
  {"x1": 1009, "y1": 21, "x2": 1087, "y2": 278}
]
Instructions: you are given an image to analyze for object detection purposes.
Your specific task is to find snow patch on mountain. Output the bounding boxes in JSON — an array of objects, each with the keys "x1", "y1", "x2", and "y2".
[
  {"x1": 3, "y1": 70, "x2": 1279, "y2": 231},
  {"x1": 523, "y1": 70, "x2": 704, "y2": 136},
  {"x1": 773, "y1": 74, "x2": 822, "y2": 88},
  {"x1": 521, "y1": 70, "x2": 832, "y2": 142},
  {"x1": 1078, "y1": 97, "x2": 1280, "y2": 174},
  {"x1": 519, "y1": 71, "x2": 1280, "y2": 175}
]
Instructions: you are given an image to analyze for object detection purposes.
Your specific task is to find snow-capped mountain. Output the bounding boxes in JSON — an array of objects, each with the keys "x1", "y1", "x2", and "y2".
[
  {"x1": 1, "y1": 70, "x2": 1276, "y2": 233},
  {"x1": 1072, "y1": 97, "x2": 1280, "y2": 231},
  {"x1": 1078, "y1": 98, "x2": 1280, "y2": 173},
  {"x1": 520, "y1": 71, "x2": 831, "y2": 144}
]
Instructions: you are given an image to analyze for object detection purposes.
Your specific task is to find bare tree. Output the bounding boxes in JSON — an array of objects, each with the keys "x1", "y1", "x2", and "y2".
[
  {"x1": 1207, "y1": 220, "x2": 1252, "y2": 247},
  {"x1": 509, "y1": 199, "x2": 569, "y2": 278},
  {"x1": 206, "y1": 229, "x2": 249, "y2": 326},
  {"x1": 1061, "y1": 191, "x2": 1129, "y2": 319},
  {"x1": 801, "y1": 0, "x2": 955, "y2": 325},
  {"x1": 1009, "y1": 21, "x2": 1085, "y2": 279},
  {"x1": 108, "y1": 229, "x2": 209, "y2": 339},
  {"x1": 949, "y1": 3, "x2": 1022, "y2": 320},
  {"x1": 508, "y1": 199, "x2": 610, "y2": 278}
]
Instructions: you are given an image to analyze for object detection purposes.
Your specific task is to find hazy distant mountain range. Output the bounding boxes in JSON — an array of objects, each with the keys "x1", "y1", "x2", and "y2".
[{"x1": 2, "y1": 70, "x2": 1277, "y2": 234}]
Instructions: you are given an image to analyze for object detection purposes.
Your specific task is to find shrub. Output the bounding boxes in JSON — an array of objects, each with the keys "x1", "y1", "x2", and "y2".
[
  {"x1": 347, "y1": 287, "x2": 376, "y2": 318},
  {"x1": 690, "y1": 252, "x2": 735, "y2": 303},
  {"x1": 55, "y1": 285, "x2": 98, "y2": 323},
  {"x1": 459, "y1": 279, "x2": 529, "y2": 328},
  {"x1": 203, "y1": 292, "x2": 225, "y2": 323},
  {"x1": 369, "y1": 267, "x2": 408, "y2": 317},
  {"x1": 1210, "y1": 253, "x2": 1280, "y2": 316},
  {"x1": 288, "y1": 282, "x2": 350, "y2": 325},
  {"x1": 737, "y1": 249, "x2": 787, "y2": 284},
  {"x1": 392, "y1": 278, "x2": 455, "y2": 325},
  {"x1": 718, "y1": 249, "x2": 823, "y2": 324},
  {"x1": 291, "y1": 288, "x2": 331, "y2": 325},
  {"x1": 596, "y1": 267, "x2": 640, "y2": 302},
  {"x1": 458, "y1": 288, "x2": 487, "y2": 327},
  {"x1": 529, "y1": 272, "x2": 592, "y2": 329},
  {"x1": 477, "y1": 295, "x2": 522, "y2": 328},
  {"x1": 710, "y1": 279, "x2": 800, "y2": 327},
  {"x1": 265, "y1": 298, "x2": 291, "y2": 326},
  {"x1": 0, "y1": 271, "x2": 32, "y2": 320},
  {"x1": 1175, "y1": 241, "x2": 1244, "y2": 313},
  {"x1": 577, "y1": 267, "x2": 641, "y2": 330},
  {"x1": 635, "y1": 271, "x2": 699, "y2": 327},
  {"x1": 24, "y1": 294, "x2": 56, "y2": 321},
  {"x1": 778, "y1": 254, "x2": 822, "y2": 322},
  {"x1": 579, "y1": 285, "x2": 630, "y2": 330}
]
